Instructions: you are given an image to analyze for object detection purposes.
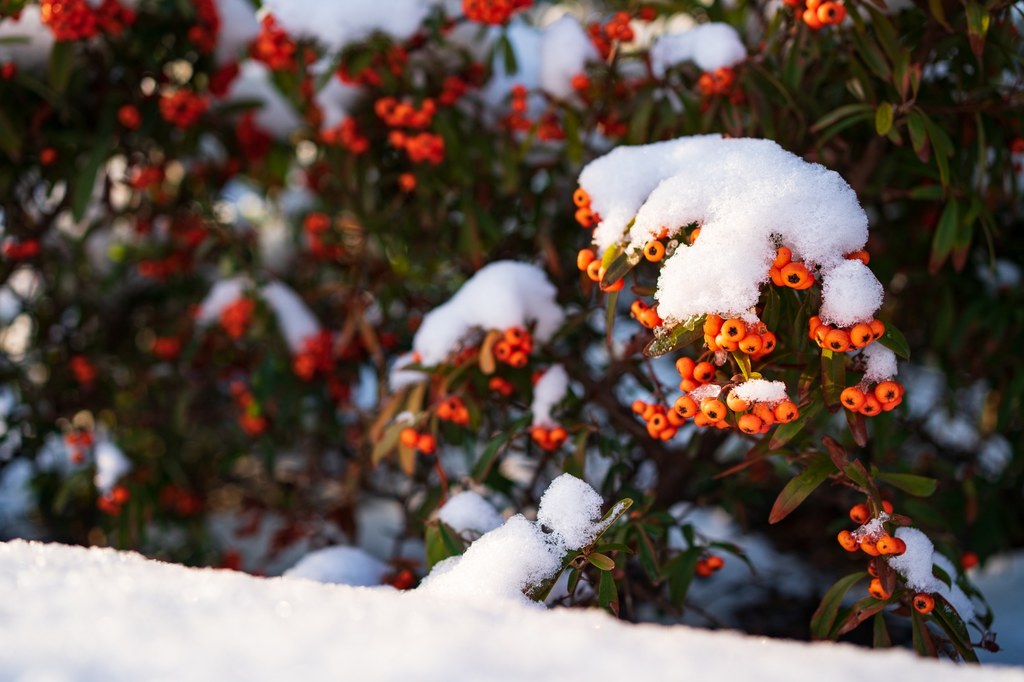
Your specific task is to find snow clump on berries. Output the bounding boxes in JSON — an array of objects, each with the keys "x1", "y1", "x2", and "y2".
[
  {"x1": 412, "y1": 261, "x2": 564, "y2": 366},
  {"x1": 887, "y1": 527, "x2": 975, "y2": 621},
  {"x1": 731, "y1": 379, "x2": 788, "y2": 405},
  {"x1": 259, "y1": 0, "x2": 430, "y2": 51},
  {"x1": 93, "y1": 441, "x2": 132, "y2": 495},
  {"x1": 539, "y1": 16, "x2": 599, "y2": 101},
  {"x1": 537, "y1": 473, "x2": 605, "y2": 550},
  {"x1": 819, "y1": 259, "x2": 884, "y2": 328},
  {"x1": 862, "y1": 343, "x2": 898, "y2": 383},
  {"x1": 437, "y1": 491, "x2": 505, "y2": 536},
  {"x1": 530, "y1": 364, "x2": 569, "y2": 427},
  {"x1": 649, "y1": 22, "x2": 747, "y2": 78}
]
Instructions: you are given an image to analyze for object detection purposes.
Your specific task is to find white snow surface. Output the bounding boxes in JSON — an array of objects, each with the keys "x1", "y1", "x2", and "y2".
[
  {"x1": 819, "y1": 259, "x2": 884, "y2": 327},
  {"x1": 93, "y1": 441, "x2": 131, "y2": 495},
  {"x1": 436, "y1": 491, "x2": 504, "y2": 535},
  {"x1": 283, "y1": 545, "x2": 389, "y2": 586},
  {"x1": 887, "y1": 527, "x2": 975, "y2": 622},
  {"x1": 862, "y1": 343, "x2": 898, "y2": 383},
  {"x1": 730, "y1": 379, "x2": 788, "y2": 405},
  {"x1": 3, "y1": 539, "x2": 1022, "y2": 681},
  {"x1": 579, "y1": 136, "x2": 874, "y2": 326},
  {"x1": 261, "y1": 0, "x2": 430, "y2": 51},
  {"x1": 224, "y1": 61, "x2": 303, "y2": 139},
  {"x1": 538, "y1": 15, "x2": 598, "y2": 101},
  {"x1": 530, "y1": 364, "x2": 569, "y2": 427},
  {"x1": 214, "y1": 0, "x2": 261, "y2": 65},
  {"x1": 412, "y1": 261, "x2": 565, "y2": 366},
  {"x1": 0, "y1": 8, "x2": 54, "y2": 68},
  {"x1": 261, "y1": 281, "x2": 322, "y2": 354},
  {"x1": 650, "y1": 22, "x2": 747, "y2": 78}
]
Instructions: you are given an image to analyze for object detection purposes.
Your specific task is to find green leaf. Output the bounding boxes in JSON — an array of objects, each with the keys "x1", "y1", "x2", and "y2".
[
  {"x1": 634, "y1": 526, "x2": 660, "y2": 583},
  {"x1": 875, "y1": 472, "x2": 937, "y2": 497},
  {"x1": 873, "y1": 613, "x2": 892, "y2": 647},
  {"x1": 0, "y1": 107, "x2": 21, "y2": 159},
  {"x1": 927, "y1": 0, "x2": 952, "y2": 30},
  {"x1": 768, "y1": 454, "x2": 835, "y2": 524},
  {"x1": 965, "y1": 2, "x2": 990, "y2": 58},
  {"x1": 667, "y1": 547, "x2": 701, "y2": 606},
  {"x1": 72, "y1": 137, "x2": 112, "y2": 222},
  {"x1": 598, "y1": 567, "x2": 619, "y2": 616},
  {"x1": 769, "y1": 398, "x2": 823, "y2": 450},
  {"x1": 875, "y1": 102, "x2": 894, "y2": 136},
  {"x1": 810, "y1": 104, "x2": 873, "y2": 133},
  {"x1": 911, "y1": 609, "x2": 938, "y2": 657},
  {"x1": 929, "y1": 200, "x2": 959, "y2": 274},
  {"x1": 424, "y1": 520, "x2": 465, "y2": 570},
  {"x1": 600, "y1": 249, "x2": 637, "y2": 289},
  {"x1": 810, "y1": 572, "x2": 867, "y2": 640},
  {"x1": 931, "y1": 594, "x2": 978, "y2": 661},
  {"x1": 907, "y1": 110, "x2": 929, "y2": 158},
  {"x1": 878, "y1": 324, "x2": 911, "y2": 359},
  {"x1": 643, "y1": 316, "x2": 705, "y2": 358},
  {"x1": 923, "y1": 116, "x2": 954, "y2": 188},
  {"x1": 588, "y1": 552, "x2": 615, "y2": 571},
  {"x1": 845, "y1": 407, "x2": 868, "y2": 448},
  {"x1": 471, "y1": 414, "x2": 530, "y2": 481},
  {"x1": 820, "y1": 349, "x2": 846, "y2": 408},
  {"x1": 835, "y1": 596, "x2": 888, "y2": 637},
  {"x1": 48, "y1": 40, "x2": 75, "y2": 94}
]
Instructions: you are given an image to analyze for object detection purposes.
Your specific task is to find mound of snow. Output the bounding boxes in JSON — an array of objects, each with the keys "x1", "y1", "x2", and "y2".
[{"x1": 283, "y1": 546, "x2": 389, "y2": 586}]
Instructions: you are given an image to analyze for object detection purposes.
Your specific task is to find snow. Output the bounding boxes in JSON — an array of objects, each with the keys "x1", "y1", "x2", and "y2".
[
  {"x1": 260, "y1": 0, "x2": 430, "y2": 52},
  {"x1": 224, "y1": 61, "x2": 302, "y2": 139},
  {"x1": 536, "y1": 473, "x2": 604, "y2": 550},
  {"x1": 214, "y1": 0, "x2": 261, "y2": 65},
  {"x1": 412, "y1": 261, "x2": 565, "y2": 366},
  {"x1": 730, "y1": 379, "x2": 788, "y2": 405},
  {"x1": 973, "y1": 550, "x2": 1024, "y2": 666},
  {"x1": 93, "y1": 440, "x2": 131, "y2": 495},
  {"x1": 579, "y1": 136, "x2": 874, "y2": 327},
  {"x1": 530, "y1": 364, "x2": 569, "y2": 427},
  {"x1": 861, "y1": 343, "x2": 898, "y2": 383},
  {"x1": 436, "y1": 491, "x2": 504, "y2": 536},
  {"x1": 261, "y1": 281, "x2": 322, "y2": 354},
  {"x1": 195, "y1": 276, "x2": 249, "y2": 324},
  {"x1": 481, "y1": 22, "x2": 543, "y2": 113},
  {"x1": 2, "y1": 539, "x2": 1022, "y2": 681},
  {"x1": 283, "y1": 545, "x2": 389, "y2": 586},
  {"x1": 887, "y1": 527, "x2": 975, "y2": 622},
  {"x1": 538, "y1": 16, "x2": 598, "y2": 101},
  {"x1": 0, "y1": 7, "x2": 54, "y2": 68},
  {"x1": 650, "y1": 22, "x2": 748, "y2": 78},
  {"x1": 819, "y1": 259, "x2": 884, "y2": 327}
]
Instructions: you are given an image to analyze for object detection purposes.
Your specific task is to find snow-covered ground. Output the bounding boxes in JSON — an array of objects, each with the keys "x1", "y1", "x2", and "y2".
[{"x1": 2, "y1": 540, "x2": 1021, "y2": 682}]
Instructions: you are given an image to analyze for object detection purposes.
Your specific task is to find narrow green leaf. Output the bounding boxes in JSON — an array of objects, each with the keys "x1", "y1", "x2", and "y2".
[
  {"x1": 667, "y1": 547, "x2": 701, "y2": 606},
  {"x1": 875, "y1": 102, "x2": 894, "y2": 136},
  {"x1": 912, "y1": 609, "x2": 938, "y2": 657},
  {"x1": 965, "y1": 2, "x2": 990, "y2": 58},
  {"x1": 72, "y1": 137, "x2": 112, "y2": 222},
  {"x1": 929, "y1": 200, "x2": 959, "y2": 274},
  {"x1": 931, "y1": 594, "x2": 978, "y2": 662},
  {"x1": 923, "y1": 116, "x2": 954, "y2": 188},
  {"x1": 821, "y1": 349, "x2": 846, "y2": 408},
  {"x1": 907, "y1": 109, "x2": 928, "y2": 158},
  {"x1": 471, "y1": 414, "x2": 530, "y2": 481},
  {"x1": 875, "y1": 472, "x2": 937, "y2": 497},
  {"x1": 810, "y1": 104, "x2": 874, "y2": 133},
  {"x1": 588, "y1": 552, "x2": 615, "y2": 571},
  {"x1": 835, "y1": 596, "x2": 888, "y2": 637},
  {"x1": 598, "y1": 568, "x2": 619, "y2": 616},
  {"x1": 810, "y1": 572, "x2": 868, "y2": 640},
  {"x1": 878, "y1": 324, "x2": 911, "y2": 359},
  {"x1": 601, "y1": 249, "x2": 638, "y2": 289},
  {"x1": 873, "y1": 613, "x2": 892, "y2": 648},
  {"x1": 48, "y1": 40, "x2": 75, "y2": 93},
  {"x1": 635, "y1": 526, "x2": 660, "y2": 583},
  {"x1": 643, "y1": 316, "x2": 705, "y2": 358},
  {"x1": 768, "y1": 454, "x2": 835, "y2": 524},
  {"x1": 424, "y1": 521, "x2": 466, "y2": 570},
  {"x1": 927, "y1": 0, "x2": 952, "y2": 30}
]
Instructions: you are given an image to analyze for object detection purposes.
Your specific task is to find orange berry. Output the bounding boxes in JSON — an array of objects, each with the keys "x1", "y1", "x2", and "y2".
[
  {"x1": 679, "y1": 378, "x2": 701, "y2": 393},
  {"x1": 769, "y1": 266, "x2": 784, "y2": 287},
  {"x1": 703, "y1": 314, "x2": 723, "y2": 337},
  {"x1": 738, "y1": 333, "x2": 763, "y2": 355},
  {"x1": 573, "y1": 187, "x2": 590, "y2": 208},
  {"x1": 695, "y1": 559, "x2": 713, "y2": 577},
  {"x1": 550, "y1": 426, "x2": 568, "y2": 444},
  {"x1": 824, "y1": 329, "x2": 851, "y2": 352},
  {"x1": 676, "y1": 356, "x2": 696, "y2": 379},
  {"x1": 674, "y1": 395, "x2": 698, "y2": 419},
  {"x1": 632, "y1": 400, "x2": 648, "y2": 414},
  {"x1": 600, "y1": 277, "x2": 624, "y2": 292},
  {"x1": 577, "y1": 249, "x2": 596, "y2": 271},
  {"x1": 643, "y1": 240, "x2": 665, "y2": 262},
  {"x1": 890, "y1": 537, "x2": 907, "y2": 555},
  {"x1": 869, "y1": 319, "x2": 885, "y2": 340},
  {"x1": 867, "y1": 560, "x2": 879, "y2": 577},
  {"x1": 781, "y1": 262, "x2": 813, "y2": 289},
  {"x1": 837, "y1": 530, "x2": 858, "y2": 552},
  {"x1": 913, "y1": 593, "x2": 935, "y2": 614},
  {"x1": 802, "y1": 7, "x2": 823, "y2": 28},
  {"x1": 774, "y1": 401, "x2": 799, "y2": 423},
  {"x1": 868, "y1": 577, "x2": 891, "y2": 600},
  {"x1": 860, "y1": 539, "x2": 881, "y2": 556},
  {"x1": 726, "y1": 391, "x2": 749, "y2": 413},
  {"x1": 648, "y1": 413, "x2": 667, "y2": 432},
  {"x1": 666, "y1": 409, "x2": 686, "y2": 427},
  {"x1": 808, "y1": 316, "x2": 822, "y2": 340},
  {"x1": 752, "y1": 403, "x2": 776, "y2": 426},
  {"x1": 705, "y1": 555, "x2": 724, "y2": 570},
  {"x1": 689, "y1": 228, "x2": 701, "y2": 244},
  {"x1": 692, "y1": 412, "x2": 711, "y2": 428},
  {"x1": 961, "y1": 551, "x2": 979, "y2": 570},
  {"x1": 817, "y1": 1, "x2": 846, "y2": 24},
  {"x1": 639, "y1": 308, "x2": 662, "y2": 329},
  {"x1": 881, "y1": 500, "x2": 894, "y2": 514},
  {"x1": 840, "y1": 387, "x2": 866, "y2": 411},
  {"x1": 399, "y1": 427, "x2": 418, "y2": 448},
  {"x1": 849, "y1": 503, "x2": 870, "y2": 524},
  {"x1": 846, "y1": 249, "x2": 870, "y2": 265},
  {"x1": 658, "y1": 427, "x2": 677, "y2": 441},
  {"x1": 494, "y1": 340, "x2": 513, "y2": 362},
  {"x1": 738, "y1": 413, "x2": 763, "y2": 434},
  {"x1": 508, "y1": 350, "x2": 528, "y2": 368},
  {"x1": 759, "y1": 331, "x2": 777, "y2": 354},
  {"x1": 586, "y1": 260, "x2": 602, "y2": 282},
  {"x1": 700, "y1": 398, "x2": 726, "y2": 422},
  {"x1": 693, "y1": 362, "x2": 716, "y2": 383},
  {"x1": 859, "y1": 395, "x2": 882, "y2": 416},
  {"x1": 504, "y1": 326, "x2": 529, "y2": 348},
  {"x1": 849, "y1": 322, "x2": 874, "y2": 348},
  {"x1": 876, "y1": 535, "x2": 899, "y2": 555},
  {"x1": 773, "y1": 246, "x2": 792, "y2": 269},
  {"x1": 720, "y1": 319, "x2": 745, "y2": 340},
  {"x1": 874, "y1": 381, "x2": 901, "y2": 404},
  {"x1": 416, "y1": 433, "x2": 436, "y2": 455},
  {"x1": 715, "y1": 333, "x2": 739, "y2": 352},
  {"x1": 814, "y1": 324, "x2": 831, "y2": 347}
]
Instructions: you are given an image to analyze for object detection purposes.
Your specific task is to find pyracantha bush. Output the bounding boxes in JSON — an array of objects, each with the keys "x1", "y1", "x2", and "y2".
[{"x1": 1, "y1": 0, "x2": 1022, "y2": 662}]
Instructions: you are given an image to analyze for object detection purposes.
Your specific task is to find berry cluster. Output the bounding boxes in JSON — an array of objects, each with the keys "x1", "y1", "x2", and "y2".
[
  {"x1": 808, "y1": 315, "x2": 884, "y2": 353},
  {"x1": 220, "y1": 297, "x2": 255, "y2": 341},
  {"x1": 400, "y1": 427, "x2": 437, "y2": 455},
  {"x1": 839, "y1": 380, "x2": 904, "y2": 416},
  {"x1": 786, "y1": 0, "x2": 847, "y2": 30},
  {"x1": 320, "y1": 119, "x2": 370, "y2": 154},
  {"x1": 375, "y1": 97, "x2": 437, "y2": 130},
  {"x1": 529, "y1": 424, "x2": 568, "y2": 451},
  {"x1": 587, "y1": 11, "x2": 636, "y2": 58},
  {"x1": 230, "y1": 381, "x2": 267, "y2": 436},
  {"x1": 437, "y1": 395, "x2": 470, "y2": 426},
  {"x1": 187, "y1": 0, "x2": 220, "y2": 52},
  {"x1": 251, "y1": 15, "x2": 297, "y2": 71},
  {"x1": 695, "y1": 554, "x2": 725, "y2": 577},
  {"x1": 768, "y1": 246, "x2": 814, "y2": 290},
  {"x1": 632, "y1": 400, "x2": 687, "y2": 440},
  {"x1": 572, "y1": 187, "x2": 600, "y2": 229},
  {"x1": 159, "y1": 90, "x2": 209, "y2": 129},
  {"x1": 462, "y1": 0, "x2": 532, "y2": 25},
  {"x1": 97, "y1": 485, "x2": 130, "y2": 516},
  {"x1": 493, "y1": 327, "x2": 533, "y2": 369},
  {"x1": 702, "y1": 315, "x2": 777, "y2": 359},
  {"x1": 697, "y1": 67, "x2": 737, "y2": 98},
  {"x1": 388, "y1": 131, "x2": 445, "y2": 165}
]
